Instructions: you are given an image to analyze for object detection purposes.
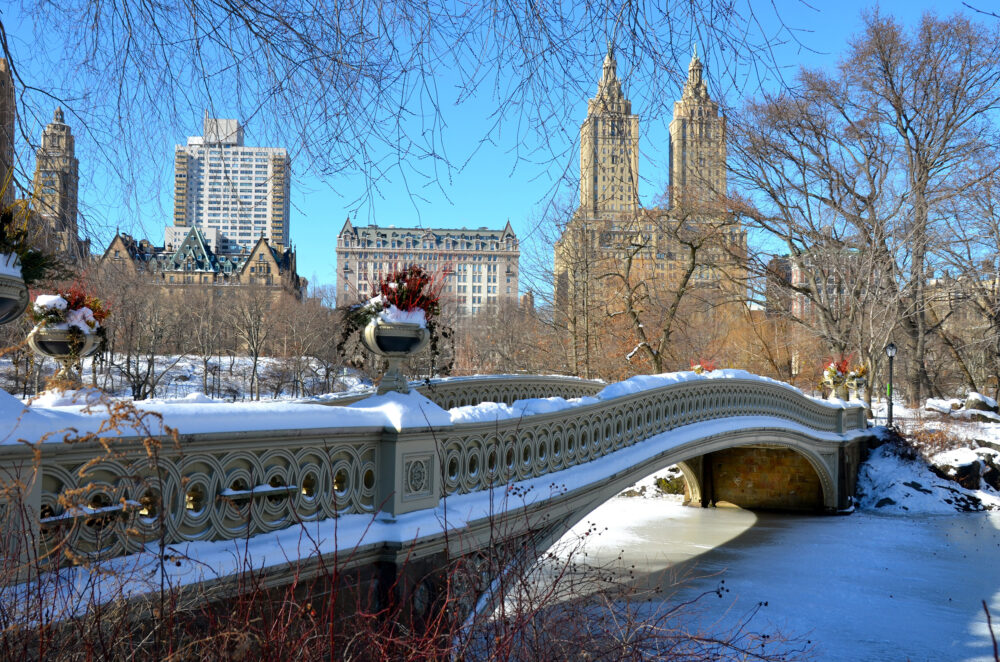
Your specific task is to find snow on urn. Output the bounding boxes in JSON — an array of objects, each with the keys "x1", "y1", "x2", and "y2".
[
  {"x1": 353, "y1": 266, "x2": 440, "y2": 394},
  {"x1": 27, "y1": 286, "x2": 109, "y2": 386}
]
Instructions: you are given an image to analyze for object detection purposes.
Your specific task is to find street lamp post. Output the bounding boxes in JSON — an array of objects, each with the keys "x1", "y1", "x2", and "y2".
[{"x1": 885, "y1": 342, "x2": 897, "y2": 427}]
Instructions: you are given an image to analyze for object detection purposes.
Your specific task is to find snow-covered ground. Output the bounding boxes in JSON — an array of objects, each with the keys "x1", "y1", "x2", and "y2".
[
  {"x1": 565, "y1": 497, "x2": 1000, "y2": 661},
  {"x1": 0, "y1": 353, "x2": 369, "y2": 401}
]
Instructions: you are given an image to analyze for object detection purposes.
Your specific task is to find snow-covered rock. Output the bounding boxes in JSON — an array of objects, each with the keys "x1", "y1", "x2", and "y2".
[
  {"x1": 965, "y1": 391, "x2": 999, "y2": 413},
  {"x1": 924, "y1": 398, "x2": 961, "y2": 414},
  {"x1": 952, "y1": 408, "x2": 1000, "y2": 423},
  {"x1": 857, "y1": 444, "x2": 1000, "y2": 513}
]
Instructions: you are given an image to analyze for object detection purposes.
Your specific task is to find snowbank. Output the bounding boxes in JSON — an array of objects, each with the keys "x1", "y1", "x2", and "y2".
[
  {"x1": 1, "y1": 389, "x2": 453, "y2": 444},
  {"x1": 856, "y1": 444, "x2": 1000, "y2": 514}
]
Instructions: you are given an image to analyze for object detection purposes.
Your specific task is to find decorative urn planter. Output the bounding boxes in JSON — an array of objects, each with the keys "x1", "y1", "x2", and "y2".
[
  {"x1": 27, "y1": 326, "x2": 102, "y2": 385},
  {"x1": 822, "y1": 373, "x2": 849, "y2": 401},
  {"x1": 847, "y1": 376, "x2": 867, "y2": 401},
  {"x1": 361, "y1": 319, "x2": 430, "y2": 394},
  {"x1": 0, "y1": 254, "x2": 28, "y2": 325}
]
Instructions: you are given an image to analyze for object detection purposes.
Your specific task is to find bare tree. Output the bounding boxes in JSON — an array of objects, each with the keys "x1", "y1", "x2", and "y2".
[
  {"x1": 92, "y1": 265, "x2": 187, "y2": 399},
  {"x1": 1, "y1": 2, "x2": 810, "y2": 243},
  {"x1": 729, "y1": 11, "x2": 1000, "y2": 405},
  {"x1": 937, "y1": 167, "x2": 1000, "y2": 398},
  {"x1": 226, "y1": 284, "x2": 277, "y2": 400},
  {"x1": 846, "y1": 11, "x2": 1000, "y2": 404},
  {"x1": 186, "y1": 288, "x2": 226, "y2": 397}
]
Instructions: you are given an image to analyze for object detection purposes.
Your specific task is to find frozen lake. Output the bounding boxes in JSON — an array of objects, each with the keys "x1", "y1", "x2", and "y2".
[{"x1": 563, "y1": 497, "x2": 1000, "y2": 661}]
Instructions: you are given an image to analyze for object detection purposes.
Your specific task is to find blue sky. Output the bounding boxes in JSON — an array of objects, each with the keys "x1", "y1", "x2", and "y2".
[{"x1": 2, "y1": 1, "x2": 980, "y2": 294}]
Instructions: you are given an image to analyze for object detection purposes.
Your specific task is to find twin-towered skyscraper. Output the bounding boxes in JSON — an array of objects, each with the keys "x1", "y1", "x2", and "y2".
[
  {"x1": 577, "y1": 44, "x2": 727, "y2": 216},
  {"x1": 555, "y1": 45, "x2": 745, "y2": 375}
]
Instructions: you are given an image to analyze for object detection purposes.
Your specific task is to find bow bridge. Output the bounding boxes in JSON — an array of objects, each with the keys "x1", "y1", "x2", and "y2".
[{"x1": 0, "y1": 372, "x2": 871, "y2": 600}]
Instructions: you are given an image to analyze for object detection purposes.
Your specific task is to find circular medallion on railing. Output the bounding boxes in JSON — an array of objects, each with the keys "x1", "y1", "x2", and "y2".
[
  {"x1": 502, "y1": 441, "x2": 517, "y2": 482},
  {"x1": 72, "y1": 458, "x2": 133, "y2": 561},
  {"x1": 519, "y1": 435, "x2": 534, "y2": 480},
  {"x1": 330, "y1": 459, "x2": 354, "y2": 514},
  {"x1": 176, "y1": 454, "x2": 226, "y2": 541},
  {"x1": 485, "y1": 445, "x2": 499, "y2": 485},
  {"x1": 577, "y1": 425, "x2": 591, "y2": 462},
  {"x1": 444, "y1": 447, "x2": 463, "y2": 493},
  {"x1": 329, "y1": 446, "x2": 368, "y2": 515},
  {"x1": 534, "y1": 432, "x2": 549, "y2": 475},
  {"x1": 255, "y1": 449, "x2": 297, "y2": 533},
  {"x1": 122, "y1": 456, "x2": 185, "y2": 549},
  {"x1": 293, "y1": 448, "x2": 330, "y2": 521},
  {"x1": 549, "y1": 428, "x2": 563, "y2": 470},
  {"x1": 623, "y1": 407, "x2": 635, "y2": 439},
  {"x1": 612, "y1": 410, "x2": 625, "y2": 448},
  {"x1": 39, "y1": 463, "x2": 80, "y2": 560},
  {"x1": 405, "y1": 460, "x2": 425, "y2": 495},
  {"x1": 601, "y1": 419, "x2": 614, "y2": 454},
  {"x1": 211, "y1": 451, "x2": 261, "y2": 539},
  {"x1": 563, "y1": 423, "x2": 578, "y2": 464},
  {"x1": 359, "y1": 461, "x2": 377, "y2": 511},
  {"x1": 465, "y1": 446, "x2": 482, "y2": 492}
]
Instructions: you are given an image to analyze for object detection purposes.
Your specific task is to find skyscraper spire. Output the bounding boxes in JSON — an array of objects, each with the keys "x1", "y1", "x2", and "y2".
[
  {"x1": 670, "y1": 45, "x2": 725, "y2": 207},
  {"x1": 682, "y1": 46, "x2": 709, "y2": 100},
  {"x1": 596, "y1": 42, "x2": 625, "y2": 103},
  {"x1": 578, "y1": 46, "x2": 638, "y2": 214}
]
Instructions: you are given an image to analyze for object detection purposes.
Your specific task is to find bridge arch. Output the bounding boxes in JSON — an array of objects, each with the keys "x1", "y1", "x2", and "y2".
[
  {"x1": 11, "y1": 371, "x2": 870, "y2": 600},
  {"x1": 525, "y1": 427, "x2": 841, "y2": 557}
]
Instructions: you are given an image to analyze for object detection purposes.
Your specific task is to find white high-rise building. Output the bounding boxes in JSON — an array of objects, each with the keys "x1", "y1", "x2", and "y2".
[{"x1": 173, "y1": 114, "x2": 290, "y2": 250}]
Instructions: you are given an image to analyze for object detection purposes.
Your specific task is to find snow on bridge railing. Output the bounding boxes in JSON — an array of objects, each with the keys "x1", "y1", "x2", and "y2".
[
  {"x1": 0, "y1": 371, "x2": 865, "y2": 570},
  {"x1": 308, "y1": 374, "x2": 605, "y2": 408}
]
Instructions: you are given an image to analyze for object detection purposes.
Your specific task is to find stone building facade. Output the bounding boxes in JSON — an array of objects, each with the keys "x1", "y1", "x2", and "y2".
[
  {"x1": 173, "y1": 115, "x2": 291, "y2": 251},
  {"x1": 335, "y1": 219, "x2": 519, "y2": 315},
  {"x1": 554, "y1": 47, "x2": 746, "y2": 369},
  {"x1": 32, "y1": 108, "x2": 89, "y2": 262},
  {"x1": 669, "y1": 45, "x2": 727, "y2": 208},
  {"x1": 101, "y1": 226, "x2": 304, "y2": 298},
  {"x1": 0, "y1": 59, "x2": 14, "y2": 210},
  {"x1": 578, "y1": 49, "x2": 640, "y2": 216}
]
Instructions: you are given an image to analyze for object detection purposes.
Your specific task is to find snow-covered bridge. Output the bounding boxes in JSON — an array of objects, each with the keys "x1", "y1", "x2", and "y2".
[{"x1": 0, "y1": 371, "x2": 870, "y2": 595}]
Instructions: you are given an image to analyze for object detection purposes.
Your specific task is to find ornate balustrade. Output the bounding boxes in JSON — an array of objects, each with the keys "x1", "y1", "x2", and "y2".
[
  {"x1": 23, "y1": 426, "x2": 383, "y2": 563},
  {"x1": 0, "y1": 375, "x2": 865, "y2": 569},
  {"x1": 312, "y1": 374, "x2": 605, "y2": 408},
  {"x1": 434, "y1": 378, "x2": 866, "y2": 498}
]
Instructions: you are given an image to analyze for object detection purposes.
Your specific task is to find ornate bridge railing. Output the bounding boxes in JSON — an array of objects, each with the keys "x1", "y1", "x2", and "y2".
[
  {"x1": 0, "y1": 374, "x2": 866, "y2": 569},
  {"x1": 434, "y1": 378, "x2": 866, "y2": 498},
  {"x1": 311, "y1": 374, "x2": 605, "y2": 408}
]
